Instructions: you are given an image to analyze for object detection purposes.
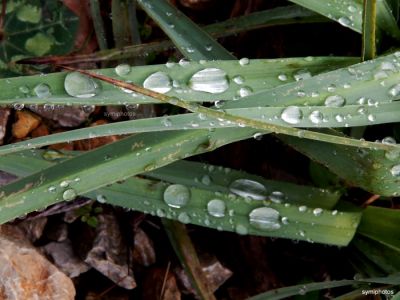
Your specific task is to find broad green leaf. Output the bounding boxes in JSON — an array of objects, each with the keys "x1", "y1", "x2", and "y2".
[
  {"x1": 0, "y1": 0, "x2": 78, "y2": 77},
  {"x1": 0, "y1": 57, "x2": 356, "y2": 106},
  {"x1": 279, "y1": 131, "x2": 400, "y2": 196},
  {"x1": 0, "y1": 150, "x2": 358, "y2": 245},
  {"x1": 137, "y1": 0, "x2": 234, "y2": 60}
]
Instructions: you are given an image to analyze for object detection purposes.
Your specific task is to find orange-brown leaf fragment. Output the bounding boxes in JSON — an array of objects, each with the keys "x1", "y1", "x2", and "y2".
[{"x1": 12, "y1": 111, "x2": 41, "y2": 139}]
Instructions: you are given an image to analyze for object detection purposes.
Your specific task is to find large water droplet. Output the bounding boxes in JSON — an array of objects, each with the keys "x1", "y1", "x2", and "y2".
[
  {"x1": 63, "y1": 189, "x2": 77, "y2": 201},
  {"x1": 207, "y1": 199, "x2": 226, "y2": 218},
  {"x1": 324, "y1": 95, "x2": 345, "y2": 107},
  {"x1": 115, "y1": 64, "x2": 131, "y2": 76},
  {"x1": 163, "y1": 184, "x2": 190, "y2": 208},
  {"x1": 64, "y1": 72, "x2": 100, "y2": 98},
  {"x1": 229, "y1": 179, "x2": 267, "y2": 200},
  {"x1": 281, "y1": 106, "x2": 303, "y2": 124},
  {"x1": 188, "y1": 68, "x2": 229, "y2": 94},
  {"x1": 390, "y1": 164, "x2": 400, "y2": 177},
  {"x1": 34, "y1": 83, "x2": 51, "y2": 98},
  {"x1": 249, "y1": 207, "x2": 281, "y2": 230},
  {"x1": 143, "y1": 71, "x2": 172, "y2": 93},
  {"x1": 382, "y1": 137, "x2": 396, "y2": 144}
]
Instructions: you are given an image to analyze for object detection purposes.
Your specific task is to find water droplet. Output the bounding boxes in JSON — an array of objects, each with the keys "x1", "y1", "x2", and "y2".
[
  {"x1": 48, "y1": 186, "x2": 56, "y2": 193},
  {"x1": 64, "y1": 72, "x2": 100, "y2": 98},
  {"x1": 382, "y1": 137, "x2": 396, "y2": 144},
  {"x1": 335, "y1": 114, "x2": 344, "y2": 123},
  {"x1": 367, "y1": 114, "x2": 376, "y2": 122},
  {"x1": 338, "y1": 16, "x2": 351, "y2": 28},
  {"x1": 388, "y1": 83, "x2": 400, "y2": 97},
  {"x1": 63, "y1": 189, "x2": 77, "y2": 201},
  {"x1": 13, "y1": 103, "x2": 24, "y2": 110},
  {"x1": 200, "y1": 175, "x2": 211, "y2": 186},
  {"x1": 278, "y1": 74, "x2": 287, "y2": 81},
  {"x1": 34, "y1": 83, "x2": 51, "y2": 98},
  {"x1": 178, "y1": 212, "x2": 190, "y2": 224},
  {"x1": 253, "y1": 132, "x2": 263, "y2": 140},
  {"x1": 115, "y1": 64, "x2": 131, "y2": 76},
  {"x1": 249, "y1": 207, "x2": 281, "y2": 230},
  {"x1": 19, "y1": 85, "x2": 30, "y2": 94},
  {"x1": 390, "y1": 164, "x2": 400, "y2": 177},
  {"x1": 229, "y1": 179, "x2": 267, "y2": 200},
  {"x1": 161, "y1": 117, "x2": 172, "y2": 127},
  {"x1": 298, "y1": 205, "x2": 307, "y2": 212},
  {"x1": 205, "y1": 44, "x2": 213, "y2": 51},
  {"x1": 331, "y1": 210, "x2": 338, "y2": 216},
  {"x1": 143, "y1": 71, "x2": 172, "y2": 93},
  {"x1": 207, "y1": 199, "x2": 226, "y2": 218},
  {"x1": 233, "y1": 75, "x2": 244, "y2": 85},
  {"x1": 309, "y1": 110, "x2": 323, "y2": 124},
  {"x1": 294, "y1": 70, "x2": 311, "y2": 81},
  {"x1": 281, "y1": 106, "x2": 303, "y2": 124},
  {"x1": 313, "y1": 208, "x2": 323, "y2": 216},
  {"x1": 163, "y1": 184, "x2": 190, "y2": 208},
  {"x1": 281, "y1": 216, "x2": 289, "y2": 225},
  {"x1": 348, "y1": 5, "x2": 357, "y2": 12},
  {"x1": 179, "y1": 58, "x2": 190, "y2": 67},
  {"x1": 214, "y1": 100, "x2": 225, "y2": 108},
  {"x1": 238, "y1": 86, "x2": 253, "y2": 97},
  {"x1": 235, "y1": 224, "x2": 248, "y2": 235},
  {"x1": 324, "y1": 95, "x2": 345, "y2": 107},
  {"x1": 188, "y1": 68, "x2": 229, "y2": 94},
  {"x1": 270, "y1": 191, "x2": 285, "y2": 203},
  {"x1": 59, "y1": 180, "x2": 69, "y2": 188},
  {"x1": 239, "y1": 57, "x2": 249, "y2": 66},
  {"x1": 96, "y1": 194, "x2": 107, "y2": 203}
]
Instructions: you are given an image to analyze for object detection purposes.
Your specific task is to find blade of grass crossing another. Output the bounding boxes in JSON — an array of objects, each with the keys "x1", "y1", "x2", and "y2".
[{"x1": 362, "y1": 0, "x2": 377, "y2": 61}]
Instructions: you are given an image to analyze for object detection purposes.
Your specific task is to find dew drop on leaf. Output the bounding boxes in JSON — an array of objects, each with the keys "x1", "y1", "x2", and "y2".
[
  {"x1": 249, "y1": 207, "x2": 281, "y2": 230},
  {"x1": 188, "y1": 68, "x2": 229, "y2": 94},
  {"x1": 207, "y1": 199, "x2": 226, "y2": 218},
  {"x1": 281, "y1": 106, "x2": 303, "y2": 124},
  {"x1": 324, "y1": 95, "x2": 345, "y2": 107},
  {"x1": 229, "y1": 179, "x2": 267, "y2": 200},
  {"x1": 163, "y1": 184, "x2": 190, "y2": 208},
  {"x1": 64, "y1": 72, "x2": 100, "y2": 98},
  {"x1": 63, "y1": 189, "x2": 77, "y2": 201},
  {"x1": 34, "y1": 83, "x2": 51, "y2": 98},
  {"x1": 143, "y1": 71, "x2": 172, "y2": 93},
  {"x1": 115, "y1": 64, "x2": 131, "y2": 76}
]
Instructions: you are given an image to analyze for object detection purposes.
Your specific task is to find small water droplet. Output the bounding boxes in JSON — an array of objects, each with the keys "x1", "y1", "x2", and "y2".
[
  {"x1": 235, "y1": 224, "x2": 248, "y2": 235},
  {"x1": 59, "y1": 180, "x2": 69, "y2": 188},
  {"x1": 281, "y1": 106, "x2": 303, "y2": 124},
  {"x1": 179, "y1": 58, "x2": 190, "y2": 67},
  {"x1": 270, "y1": 191, "x2": 285, "y2": 203},
  {"x1": 143, "y1": 71, "x2": 172, "y2": 93},
  {"x1": 253, "y1": 132, "x2": 263, "y2": 140},
  {"x1": 338, "y1": 16, "x2": 352, "y2": 28},
  {"x1": 201, "y1": 175, "x2": 211, "y2": 185},
  {"x1": 48, "y1": 186, "x2": 56, "y2": 193},
  {"x1": 34, "y1": 83, "x2": 51, "y2": 98},
  {"x1": 19, "y1": 85, "x2": 30, "y2": 94},
  {"x1": 388, "y1": 83, "x2": 400, "y2": 97},
  {"x1": 163, "y1": 184, "x2": 190, "y2": 208},
  {"x1": 229, "y1": 179, "x2": 267, "y2": 200},
  {"x1": 298, "y1": 205, "x2": 307, "y2": 212},
  {"x1": 233, "y1": 75, "x2": 244, "y2": 85},
  {"x1": 63, "y1": 189, "x2": 77, "y2": 201},
  {"x1": 13, "y1": 103, "x2": 24, "y2": 110},
  {"x1": 348, "y1": 5, "x2": 357, "y2": 12},
  {"x1": 313, "y1": 208, "x2": 323, "y2": 216},
  {"x1": 188, "y1": 68, "x2": 229, "y2": 94},
  {"x1": 249, "y1": 207, "x2": 281, "y2": 230},
  {"x1": 238, "y1": 86, "x2": 253, "y2": 97},
  {"x1": 64, "y1": 72, "x2": 100, "y2": 98},
  {"x1": 390, "y1": 164, "x2": 400, "y2": 177},
  {"x1": 239, "y1": 57, "x2": 249, "y2": 66},
  {"x1": 96, "y1": 194, "x2": 107, "y2": 203},
  {"x1": 325, "y1": 95, "x2": 345, "y2": 107},
  {"x1": 294, "y1": 70, "x2": 311, "y2": 81},
  {"x1": 178, "y1": 212, "x2": 190, "y2": 224},
  {"x1": 207, "y1": 199, "x2": 226, "y2": 218},
  {"x1": 115, "y1": 64, "x2": 131, "y2": 76},
  {"x1": 309, "y1": 110, "x2": 323, "y2": 124},
  {"x1": 367, "y1": 114, "x2": 376, "y2": 122},
  {"x1": 278, "y1": 74, "x2": 288, "y2": 81}
]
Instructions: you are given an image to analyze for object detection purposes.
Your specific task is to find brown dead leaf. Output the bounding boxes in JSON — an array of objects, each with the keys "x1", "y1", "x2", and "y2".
[
  {"x1": 0, "y1": 225, "x2": 75, "y2": 300},
  {"x1": 0, "y1": 108, "x2": 10, "y2": 145},
  {"x1": 142, "y1": 267, "x2": 181, "y2": 300},
  {"x1": 74, "y1": 119, "x2": 119, "y2": 150},
  {"x1": 30, "y1": 106, "x2": 93, "y2": 127},
  {"x1": 12, "y1": 110, "x2": 41, "y2": 139},
  {"x1": 31, "y1": 123, "x2": 50, "y2": 138},
  {"x1": 132, "y1": 228, "x2": 156, "y2": 266}
]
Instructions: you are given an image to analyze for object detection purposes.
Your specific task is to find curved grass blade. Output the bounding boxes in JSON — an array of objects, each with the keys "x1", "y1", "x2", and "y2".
[
  {"x1": 18, "y1": 5, "x2": 327, "y2": 65},
  {"x1": 0, "y1": 150, "x2": 358, "y2": 246},
  {"x1": 90, "y1": 0, "x2": 108, "y2": 50},
  {"x1": 376, "y1": 0, "x2": 400, "y2": 40},
  {"x1": 162, "y1": 220, "x2": 216, "y2": 300},
  {"x1": 1, "y1": 101, "x2": 400, "y2": 156},
  {"x1": 279, "y1": 130, "x2": 400, "y2": 197},
  {"x1": 137, "y1": 0, "x2": 234, "y2": 60},
  {"x1": 248, "y1": 275, "x2": 400, "y2": 300},
  {"x1": 362, "y1": 0, "x2": 377, "y2": 61},
  {"x1": 0, "y1": 151, "x2": 342, "y2": 210},
  {"x1": 0, "y1": 57, "x2": 356, "y2": 106}
]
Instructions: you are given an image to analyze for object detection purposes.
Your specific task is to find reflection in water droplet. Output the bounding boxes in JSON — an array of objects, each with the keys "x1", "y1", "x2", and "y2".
[
  {"x1": 143, "y1": 71, "x2": 172, "y2": 93},
  {"x1": 189, "y1": 68, "x2": 229, "y2": 94},
  {"x1": 163, "y1": 184, "x2": 190, "y2": 208},
  {"x1": 249, "y1": 207, "x2": 281, "y2": 230},
  {"x1": 281, "y1": 106, "x2": 303, "y2": 124},
  {"x1": 207, "y1": 199, "x2": 226, "y2": 218},
  {"x1": 64, "y1": 72, "x2": 100, "y2": 98},
  {"x1": 229, "y1": 179, "x2": 267, "y2": 200}
]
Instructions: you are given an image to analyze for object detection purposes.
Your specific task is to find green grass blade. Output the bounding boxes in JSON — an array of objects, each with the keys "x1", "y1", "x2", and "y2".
[
  {"x1": 376, "y1": 0, "x2": 400, "y2": 40},
  {"x1": 90, "y1": 0, "x2": 108, "y2": 50},
  {"x1": 0, "y1": 57, "x2": 355, "y2": 106},
  {"x1": 279, "y1": 130, "x2": 400, "y2": 197},
  {"x1": 136, "y1": 0, "x2": 234, "y2": 60},
  {"x1": 362, "y1": 0, "x2": 377, "y2": 61},
  {"x1": 0, "y1": 150, "x2": 358, "y2": 245},
  {"x1": 0, "y1": 150, "x2": 342, "y2": 209},
  {"x1": 2, "y1": 101, "x2": 399, "y2": 156}
]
